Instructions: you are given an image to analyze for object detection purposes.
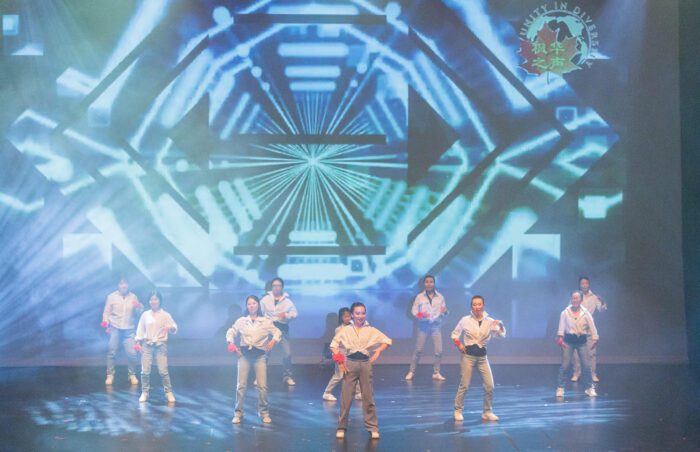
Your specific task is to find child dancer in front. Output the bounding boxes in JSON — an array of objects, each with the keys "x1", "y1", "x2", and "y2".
[
  {"x1": 226, "y1": 295, "x2": 281, "y2": 424},
  {"x1": 451, "y1": 295, "x2": 505, "y2": 422},
  {"x1": 134, "y1": 291, "x2": 178, "y2": 403},
  {"x1": 331, "y1": 302, "x2": 391, "y2": 440},
  {"x1": 322, "y1": 307, "x2": 362, "y2": 401}
]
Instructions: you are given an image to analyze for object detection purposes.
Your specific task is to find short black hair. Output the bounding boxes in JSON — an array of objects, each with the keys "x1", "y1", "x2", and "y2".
[
  {"x1": 271, "y1": 277, "x2": 284, "y2": 287},
  {"x1": 350, "y1": 302, "x2": 366, "y2": 314},
  {"x1": 148, "y1": 291, "x2": 163, "y2": 305},
  {"x1": 337, "y1": 307, "x2": 351, "y2": 325},
  {"x1": 470, "y1": 295, "x2": 485, "y2": 306},
  {"x1": 579, "y1": 276, "x2": 590, "y2": 283}
]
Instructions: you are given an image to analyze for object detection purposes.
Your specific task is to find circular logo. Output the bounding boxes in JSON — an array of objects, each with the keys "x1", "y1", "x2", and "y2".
[{"x1": 518, "y1": 3, "x2": 599, "y2": 76}]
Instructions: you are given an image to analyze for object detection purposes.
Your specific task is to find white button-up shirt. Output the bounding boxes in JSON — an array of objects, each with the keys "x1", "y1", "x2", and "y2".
[
  {"x1": 451, "y1": 312, "x2": 506, "y2": 348},
  {"x1": 333, "y1": 321, "x2": 369, "y2": 353},
  {"x1": 581, "y1": 290, "x2": 606, "y2": 316},
  {"x1": 226, "y1": 316, "x2": 282, "y2": 350},
  {"x1": 260, "y1": 292, "x2": 298, "y2": 324},
  {"x1": 411, "y1": 290, "x2": 448, "y2": 325},
  {"x1": 557, "y1": 306, "x2": 599, "y2": 340},
  {"x1": 102, "y1": 290, "x2": 141, "y2": 330},
  {"x1": 135, "y1": 309, "x2": 177, "y2": 344},
  {"x1": 330, "y1": 322, "x2": 392, "y2": 356}
]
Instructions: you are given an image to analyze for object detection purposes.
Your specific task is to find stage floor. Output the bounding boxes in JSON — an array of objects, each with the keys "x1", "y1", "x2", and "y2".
[{"x1": 1, "y1": 364, "x2": 698, "y2": 451}]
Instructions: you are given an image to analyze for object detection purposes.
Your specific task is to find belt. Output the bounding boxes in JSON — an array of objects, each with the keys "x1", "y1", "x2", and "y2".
[{"x1": 347, "y1": 352, "x2": 370, "y2": 361}]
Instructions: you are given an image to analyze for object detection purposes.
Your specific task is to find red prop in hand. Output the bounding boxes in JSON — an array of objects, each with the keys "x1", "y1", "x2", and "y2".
[
  {"x1": 332, "y1": 353, "x2": 346, "y2": 364},
  {"x1": 416, "y1": 312, "x2": 427, "y2": 319},
  {"x1": 227, "y1": 343, "x2": 238, "y2": 353},
  {"x1": 453, "y1": 339, "x2": 461, "y2": 347},
  {"x1": 100, "y1": 321, "x2": 108, "y2": 329},
  {"x1": 133, "y1": 343, "x2": 142, "y2": 353}
]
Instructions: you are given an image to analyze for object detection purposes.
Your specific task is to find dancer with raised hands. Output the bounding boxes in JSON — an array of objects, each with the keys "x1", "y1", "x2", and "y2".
[
  {"x1": 227, "y1": 295, "x2": 281, "y2": 424},
  {"x1": 451, "y1": 295, "x2": 505, "y2": 422}
]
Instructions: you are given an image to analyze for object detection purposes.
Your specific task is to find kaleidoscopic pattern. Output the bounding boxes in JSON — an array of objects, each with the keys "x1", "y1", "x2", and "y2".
[{"x1": 5, "y1": 0, "x2": 617, "y2": 309}]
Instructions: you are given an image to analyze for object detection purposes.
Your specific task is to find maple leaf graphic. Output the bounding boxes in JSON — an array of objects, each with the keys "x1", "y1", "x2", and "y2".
[{"x1": 519, "y1": 23, "x2": 581, "y2": 76}]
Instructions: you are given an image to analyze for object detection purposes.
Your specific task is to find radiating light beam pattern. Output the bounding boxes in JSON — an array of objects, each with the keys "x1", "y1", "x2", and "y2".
[{"x1": 2, "y1": 0, "x2": 623, "y2": 347}]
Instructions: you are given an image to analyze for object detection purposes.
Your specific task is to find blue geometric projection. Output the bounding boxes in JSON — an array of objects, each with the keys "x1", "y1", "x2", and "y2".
[{"x1": 5, "y1": 1, "x2": 618, "y2": 339}]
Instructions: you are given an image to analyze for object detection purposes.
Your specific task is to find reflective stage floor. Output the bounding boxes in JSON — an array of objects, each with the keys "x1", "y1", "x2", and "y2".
[{"x1": 1, "y1": 364, "x2": 698, "y2": 451}]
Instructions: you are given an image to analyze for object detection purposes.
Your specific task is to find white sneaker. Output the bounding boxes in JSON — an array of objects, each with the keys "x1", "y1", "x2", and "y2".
[
  {"x1": 405, "y1": 371, "x2": 414, "y2": 381},
  {"x1": 231, "y1": 414, "x2": 241, "y2": 424},
  {"x1": 370, "y1": 431, "x2": 380, "y2": 439},
  {"x1": 285, "y1": 377, "x2": 296, "y2": 386},
  {"x1": 105, "y1": 375, "x2": 114, "y2": 385},
  {"x1": 323, "y1": 393, "x2": 337, "y2": 401},
  {"x1": 336, "y1": 430, "x2": 345, "y2": 439},
  {"x1": 585, "y1": 387, "x2": 598, "y2": 397},
  {"x1": 432, "y1": 372, "x2": 446, "y2": 381},
  {"x1": 592, "y1": 374, "x2": 600, "y2": 383},
  {"x1": 253, "y1": 379, "x2": 258, "y2": 387},
  {"x1": 556, "y1": 387, "x2": 565, "y2": 398},
  {"x1": 129, "y1": 374, "x2": 139, "y2": 385},
  {"x1": 482, "y1": 412, "x2": 499, "y2": 421},
  {"x1": 139, "y1": 392, "x2": 148, "y2": 402},
  {"x1": 166, "y1": 392, "x2": 176, "y2": 403},
  {"x1": 570, "y1": 374, "x2": 580, "y2": 382},
  {"x1": 454, "y1": 410, "x2": 464, "y2": 421},
  {"x1": 261, "y1": 415, "x2": 272, "y2": 423},
  {"x1": 354, "y1": 393, "x2": 362, "y2": 400}
]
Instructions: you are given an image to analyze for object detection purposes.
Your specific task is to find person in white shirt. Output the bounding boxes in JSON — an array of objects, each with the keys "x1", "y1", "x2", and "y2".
[
  {"x1": 331, "y1": 302, "x2": 392, "y2": 440},
  {"x1": 572, "y1": 276, "x2": 607, "y2": 383},
  {"x1": 555, "y1": 290, "x2": 599, "y2": 398},
  {"x1": 259, "y1": 277, "x2": 298, "y2": 385},
  {"x1": 406, "y1": 274, "x2": 449, "y2": 381},
  {"x1": 101, "y1": 277, "x2": 143, "y2": 386},
  {"x1": 322, "y1": 307, "x2": 362, "y2": 401},
  {"x1": 134, "y1": 291, "x2": 178, "y2": 403},
  {"x1": 226, "y1": 295, "x2": 281, "y2": 424},
  {"x1": 451, "y1": 295, "x2": 505, "y2": 422}
]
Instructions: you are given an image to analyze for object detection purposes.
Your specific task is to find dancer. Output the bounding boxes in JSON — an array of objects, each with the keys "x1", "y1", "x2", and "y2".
[
  {"x1": 260, "y1": 277, "x2": 298, "y2": 385},
  {"x1": 406, "y1": 274, "x2": 448, "y2": 381},
  {"x1": 101, "y1": 276, "x2": 143, "y2": 386},
  {"x1": 227, "y1": 295, "x2": 281, "y2": 424},
  {"x1": 556, "y1": 290, "x2": 598, "y2": 398},
  {"x1": 331, "y1": 302, "x2": 391, "y2": 440},
  {"x1": 134, "y1": 291, "x2": 178, "y2": 403},
  {"x1": 322, "y1": 307, "x2": 362, "y2": 401},
  {"x1": 572, "y1": 276, "x2": 607, "y2": 382},
  {"x1": 451, "y1": 295, "x2": 505, "y2": 422}
]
